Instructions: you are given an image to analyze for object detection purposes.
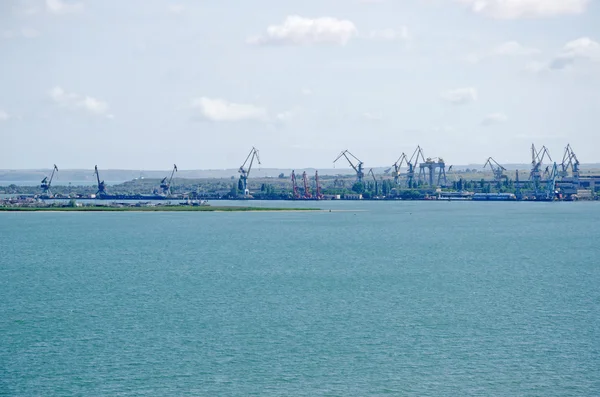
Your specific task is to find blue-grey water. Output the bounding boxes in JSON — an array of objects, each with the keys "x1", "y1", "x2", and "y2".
[{"x1": 1, "y1": 202, "x2": 599, "y2": 396}]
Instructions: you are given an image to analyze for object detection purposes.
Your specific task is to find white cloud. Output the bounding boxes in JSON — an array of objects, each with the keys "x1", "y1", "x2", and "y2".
[
  {"x1": 46, "y1": 0, "x2": 83, "y2": 15},
  {"x1": 2, "y1": 28, "x2": 39, "y2": 39},
  {"x1": 0, "y1": 110, "x2": 10, "y2": 121},
  {"x1": 549, "y1": 37, "x2": 600, "y2": 70},
  {"x1": 482, "y1": 113, "x2": 508, "y2": 126},
  {"x1": 456, "y1": 0, "x2": 589, "y2": 19},
  {"x1": 247, "y1": 16, "x2": 358, "y2": 46},
  {"x1": 301, "y1": 88, "x2": 312, "y2": 96},
  {"x1": 191, "y1": 97, "x2": 269, "y2": 122},
  {"x1": 49, "y1": 86, "x2": 112, "y2": 118},
  {"x1": 491, "y1": 41, "x2": 541, "y2": 56},
  {"x1": 465, "y1": 41, "x2": 540, "y2": 63},
  {"x1": 367, "y1": 27, "x2": 409, "y2": 41},
  {"x1": 440, "y1": 87, "x2": 478, "y2": 105}
]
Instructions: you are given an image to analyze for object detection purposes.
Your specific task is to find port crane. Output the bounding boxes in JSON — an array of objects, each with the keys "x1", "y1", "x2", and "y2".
[
  {"x1": 291, "y1": 170, "x2": 300, "y2": 199},
  {"x1": 407, "y1": 146, "x2": 425, "y2": 188},
  {"x1": 94, "y1": 165, "x2": 107, "y2": 196},
  {"x1": 160, "y1": 164, "x2": 177, "y2": 196},
  {"x1": 560, "y1": 144, "x2": 580, "y2": 179},
  {"x1": 368, "y1": 168, "x2": 379, "y2": 196},
  {"x1": 333, "y1": 150, "x2": 364, "y2": 182},
  {"x1": 483, "y1": 157, "x2": 507, "y2": 182},
  {"x1": 238, "y1": 147, "x2": 261, "y2": 196},
  {"x1": 302, "y1": 171, "x2": 312, "y2": 199},
  {"x1": 40, "y1": 164, "x2": 58, "y2": 196},
  {"x1": 388, "y1": 153, "x2": 408, "y2": 185},
  {"x1": 315, "y1": 170, "x2": 324, "y2": 200},
  {"x1": 529, "y1": 144, "x2": 552, "y2": 188},
  {"x1": 544, "y1": 162, "x2": 559, "y2": 200}
]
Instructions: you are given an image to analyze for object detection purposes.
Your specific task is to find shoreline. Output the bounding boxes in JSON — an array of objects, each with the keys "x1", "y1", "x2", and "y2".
[{"x1": 0, "y1": 206, "x2": 322, "y2": 213}]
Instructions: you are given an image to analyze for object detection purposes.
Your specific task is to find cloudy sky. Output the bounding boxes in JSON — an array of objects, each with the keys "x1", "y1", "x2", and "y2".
[{"x1": 1, "y1": 0, "x2": 599, "y2": 170}]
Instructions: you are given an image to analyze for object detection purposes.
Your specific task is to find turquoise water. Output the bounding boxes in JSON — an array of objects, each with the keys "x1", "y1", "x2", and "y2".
[{"x1": 1, "y1": 202, "x2": 599, "y2": 396}]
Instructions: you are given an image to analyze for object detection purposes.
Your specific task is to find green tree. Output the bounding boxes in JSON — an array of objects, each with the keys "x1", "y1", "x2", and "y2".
[{"x1": 352, "y1": 182, "x2": 365, "y2": 194}]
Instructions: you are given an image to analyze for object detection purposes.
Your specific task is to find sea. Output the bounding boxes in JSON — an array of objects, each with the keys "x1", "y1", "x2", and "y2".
[{"x1": 1, "y1": 201, "x2": 599, "y2": 396}]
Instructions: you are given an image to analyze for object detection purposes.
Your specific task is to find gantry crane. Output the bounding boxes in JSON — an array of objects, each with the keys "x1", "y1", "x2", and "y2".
[
  {"x1": 407, "y1": 146, "x2": 425, "y2": 188},
  {"x1": 333, "y1": 150, "x2": 364, "y2": 182},
  {"x1": 40, "y1": 164, "x2": 58, "y2": 196},
  {"x1": 315, "y1": 170, "x2": 324, "y2": 200},
  {"x1": 291, "y1": 170, "x2": 300, "y2": 199},
  {"x1": 94, "y1": 165, "x2": 107, "y2": 196},
  {"x1": 483, "y1": 157, "x2": 507, "y2": 182},
  {"x1": 238, "y1": 147, "x2": 261, "y2": 196},
  {"x1": 160, "y1": 164, "x2": 178, "y2": 196},
  {"x1": 302, "y1": 171, "x2": 312, "y2": 199},
  {"x1": 368, "y1": 168, "x2": 379, "y2": 196},
  {"x1": 560, "y1": 144, "x2": 580, "y2": 180}
]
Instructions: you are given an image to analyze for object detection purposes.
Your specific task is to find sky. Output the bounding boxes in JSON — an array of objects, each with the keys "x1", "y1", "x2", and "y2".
[{"x1": 1, "y1": 0, "x2": 599, "y2": 170}]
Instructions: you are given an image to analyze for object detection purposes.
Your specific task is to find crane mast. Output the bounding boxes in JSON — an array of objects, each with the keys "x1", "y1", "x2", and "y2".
[
  {"x1": 291, "y1": 170, "x2": 300, "y2": 199},
  {"x1": 302, "y1": 171, "x2": 312, "y2": 199},
  {"x1": 530, "y1": 144, "x2": 552, "y2": 191},
  {"x1": 390, "y1": 153, "x2": 408, "y2": 185},
  {"x1": 368, "y1": 168, "x2": 379, "y2": 196},
  {"x1": 407, "y1": 146, "x2": 425, "y2": 188},
  {"x1": 315, "y1": 170, "x2": 323, "y2": 200},
  {"x1": 560, "y1": 144, "x2": 580, "y2": 180},
  {"x1": 40, "y1": 164, "x2": 58, "y2": 196},
  {"x1": 94, "y1": 165, "x2": 107, "y2": 196},
  {"x1": 238, "y1": 147, "x2": 261, "y2": 196},
  {"x1": 333, "y1": 150, "x2": 364, "y2": 182},
  {"x1": 160, "y1": 164, "x2": 178, "y2": 196}
]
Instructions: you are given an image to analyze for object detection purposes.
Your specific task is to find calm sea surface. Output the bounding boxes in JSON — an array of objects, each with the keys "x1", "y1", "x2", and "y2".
[{"x1": 1, "y1": 201, "x2": 599, "y2": 396}]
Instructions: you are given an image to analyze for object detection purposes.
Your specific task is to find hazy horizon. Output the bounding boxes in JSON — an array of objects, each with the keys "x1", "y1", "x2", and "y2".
[{"x1": 2, "y1": 0, "x2": 599, "y2": 169}]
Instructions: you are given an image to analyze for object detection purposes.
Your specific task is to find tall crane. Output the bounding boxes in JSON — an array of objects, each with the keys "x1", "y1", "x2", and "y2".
[
  {"x1": 94, "y1": 165, "x2": 107, "y2": 196},
  {"x1": 291, "y1": 170, "x2": 300, "y2": 199},
  {"x1": 560, "y1": 144, "x2": 580, "y2": 180},
  {"x1": 483, "y1": 157, "x2": 507, "y2": 182},
  {"x1": 530, "y1": 144, "x2": 552, "y2": 190},
  {"x1": 238, "y1": 147, "x2": 261, "y2": 196},
  {"x1": 302, "y1": 171, "x2": 312, "y2": 199},
  {"x1": 407, "y1": 146, "x2": 425, "y2": 187},
  {"x1": 388, "y1": 153, "x2": 408, "y2": 185},
  {"x1": 368, "y1": 168, "x2": 379, "y2": 196},
  {"x1": 333, "y1": 150, "x2": 364, "y2": 182},
  {"x1": 160, "y1": 164, "x2": 177, "y2": 196},
  {"x1": 315, "y1": 170, "x2": 324, "y2": 200},
  {"x1": 40, "y1": 164, "x2": 58, "y2": 196},
  {"x1": 544, "y1": 162, "x2": 559, "y2": 200}
]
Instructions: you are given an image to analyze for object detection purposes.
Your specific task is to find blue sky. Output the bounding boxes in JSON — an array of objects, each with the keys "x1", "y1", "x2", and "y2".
[{"x1": 1, "y1": 0, "x2": 599, "y2": 170}]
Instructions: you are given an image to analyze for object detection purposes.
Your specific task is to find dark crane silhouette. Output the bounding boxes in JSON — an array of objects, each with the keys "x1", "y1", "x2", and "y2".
[
  {"x1": 387, "y1": 153, "x2": 408, "y2": 185},
  {"x1": 407, "y1": 146, "x2": 425, "y2": 188},
  {"x1": 40, "y1": 164, "x2": 58, "y2": 196},
  {"x1": 483, "y1": 157, "x2": 507, "y2": 182},
  {"x1": 333, "y1": 150, "x2": 364, "y2": 182},
  {"x1": 94, "y1": 165, "x2": 107, "y2": 196},
  {"x1": 160, "y1": 164, "x2": 178, "y2": 196}
]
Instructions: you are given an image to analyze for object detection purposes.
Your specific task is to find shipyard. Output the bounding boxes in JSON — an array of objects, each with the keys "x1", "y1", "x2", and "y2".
[{"x1": 1, "y1": 143, "x2": 598, "y2": 207}]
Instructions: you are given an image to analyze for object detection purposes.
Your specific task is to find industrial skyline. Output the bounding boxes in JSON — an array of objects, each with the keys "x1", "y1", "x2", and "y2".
[{"x1": 1, "y1": 0, "x2": 599, "y2": 169}]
